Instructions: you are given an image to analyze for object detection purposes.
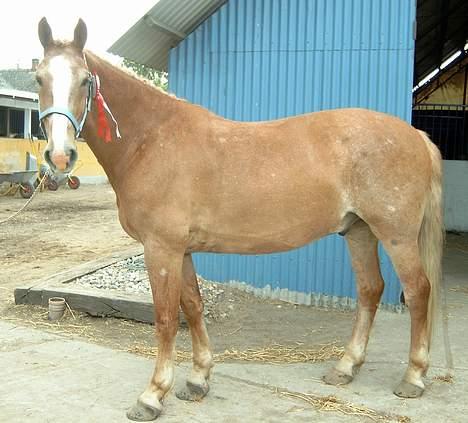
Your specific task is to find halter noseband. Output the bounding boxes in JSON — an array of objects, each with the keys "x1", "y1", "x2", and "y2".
[{"x1": 39, "y1": 72, "x2": 95, "y2": 139}]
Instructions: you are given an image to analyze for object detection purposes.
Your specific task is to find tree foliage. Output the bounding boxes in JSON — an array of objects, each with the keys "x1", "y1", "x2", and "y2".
[{"x1": 122, "y1": 58, "x2": 168, "y2": 91}]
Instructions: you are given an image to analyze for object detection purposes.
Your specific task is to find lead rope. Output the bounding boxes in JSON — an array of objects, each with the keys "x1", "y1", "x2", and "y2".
[{"x1": 0, "y1": 170, "x2": 50, "y2": 225}]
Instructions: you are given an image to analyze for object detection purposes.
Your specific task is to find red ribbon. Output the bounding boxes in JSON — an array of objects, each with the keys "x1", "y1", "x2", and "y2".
[{"x1": 93, "y1": 73, "x2": 112, "y2": 143}]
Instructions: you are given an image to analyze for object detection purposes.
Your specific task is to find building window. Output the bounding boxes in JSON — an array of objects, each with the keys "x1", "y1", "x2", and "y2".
[
  {"x1": 9, "y1": 109, "x2": 25, "y2": 138},
  {"x1": 31, "y1": 110, "x2": 43, "y2": 139},
  {"x1": 0, "y1": 107, "x2": 7, "y2": 137}
]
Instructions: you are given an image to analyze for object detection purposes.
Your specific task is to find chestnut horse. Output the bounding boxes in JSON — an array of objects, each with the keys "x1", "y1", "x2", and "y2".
[{"x1": 36, "y1": 18, "x2": 443, "y2": 421}]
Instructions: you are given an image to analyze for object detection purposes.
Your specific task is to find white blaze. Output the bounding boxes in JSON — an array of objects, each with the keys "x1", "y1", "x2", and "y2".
[{"x1": 49, "y1": 56, "x2": 73, "y2": 153}]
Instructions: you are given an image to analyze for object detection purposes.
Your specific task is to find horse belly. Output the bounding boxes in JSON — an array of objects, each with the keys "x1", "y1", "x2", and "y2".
[
  {"x1": 188, "y1": 225, "x2": 333, "y2": 254},
  {"x1": 188, "y1": 193, "x2": 344, "y2": 254}
]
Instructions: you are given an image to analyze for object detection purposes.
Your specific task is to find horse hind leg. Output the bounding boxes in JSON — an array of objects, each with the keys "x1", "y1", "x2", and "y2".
[
  {"x1": 388, "y1": 131, "x2": 442, "y2": 398},
  {"x1": 323, "y1": 220, "x2": 384, "y2": 385},
  {"x1": 382, "y1": 239, "x2": 432, "y2": 398},
  {"x1": 176, "y1": 254, "x2": 214, "y2": 402}
]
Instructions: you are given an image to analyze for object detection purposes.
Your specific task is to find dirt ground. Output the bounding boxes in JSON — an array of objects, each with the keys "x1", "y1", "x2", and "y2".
[{"x1": 0, "y1": 184, "x2": 354, "y2": 356}]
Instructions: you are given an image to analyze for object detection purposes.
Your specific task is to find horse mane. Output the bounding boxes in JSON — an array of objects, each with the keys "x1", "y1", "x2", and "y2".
[{"x1": 84, "y1": 50, "x2": 184, "y2": 102}]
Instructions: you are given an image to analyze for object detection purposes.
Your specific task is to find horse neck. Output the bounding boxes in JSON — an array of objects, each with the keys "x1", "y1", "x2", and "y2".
[{"x1": 81, "y1": 52, "x2": 173, "y2": 190}]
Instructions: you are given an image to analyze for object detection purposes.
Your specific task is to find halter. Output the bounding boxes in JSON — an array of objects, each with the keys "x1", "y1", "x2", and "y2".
[
  {"x1": 39, "y1": 63, "x2": 121, "y2": 143},
  {"x1": 39, "y1": 72, "x2": 95, "y2": 140}
]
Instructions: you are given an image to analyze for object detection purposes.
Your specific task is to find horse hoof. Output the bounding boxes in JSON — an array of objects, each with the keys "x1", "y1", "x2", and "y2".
[
  {"x1": 176, "y1": 381, "x2": 210, "y2": 402},
  {"x1": 322, "y1": 368, "x2": 354, "y2": 386},
  {"x1": 126, "y1": 400, "x2": 162, "y2": 421},
  {"x1": 393, "y1": 380, "x2": 424, "y2": 398}
]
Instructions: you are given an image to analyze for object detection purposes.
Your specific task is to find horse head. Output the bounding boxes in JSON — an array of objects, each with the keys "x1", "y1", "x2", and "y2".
[{"x1": 36, "y1": 17, "x2": 91, "y2": 172}]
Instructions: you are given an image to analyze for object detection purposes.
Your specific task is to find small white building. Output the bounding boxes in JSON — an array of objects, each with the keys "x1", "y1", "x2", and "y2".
[
  {"x1": 0, "y1": 60, "x2": 41, "y2": 139},
  {"x1": 0, "y1": 88, "x2": 40, "y2": 139}
]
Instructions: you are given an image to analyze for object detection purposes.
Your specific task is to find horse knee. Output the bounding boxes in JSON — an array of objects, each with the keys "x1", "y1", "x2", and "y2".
[
  {"x1": 401, "y1": 273, "x2": 430, "y2": 308},
  {"x1": 357, "y1": 279, "x2": 384, "y2": 308},
  {"x1": 155, "y1": 316, "x2": 179, "y2": 338},
  {"x1": 181, "y1": 294, "x2": 204, "y2": 321}
]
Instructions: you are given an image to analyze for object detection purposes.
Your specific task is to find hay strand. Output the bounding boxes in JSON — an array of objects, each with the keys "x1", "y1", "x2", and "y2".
[
  {"x1": 449, "y1": 286, "x2": 468, "y2": 294},
  {"x1": 65, "y1": 301, "x2": 76, "y2": 320},
  {"x1": 432, "y1": 374, "x2": 454, "y2": 383},
  {"x1": 278, "y1": 389, "x2": 411, "y2": 422}
]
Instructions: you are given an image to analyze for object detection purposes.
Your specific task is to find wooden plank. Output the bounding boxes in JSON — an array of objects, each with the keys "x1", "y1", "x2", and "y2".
[
  {"x1": 15, "y1": 284, "x2": 154, "y2": 323},
  {"x1": 15, "y1": 284, "x2": 187, "y2": 325},
  {"x1": 40, "y1": 286, "x2": 155, "y2": 323},
  {"x1": 14, "y1": 246, "x2": 143, "y2": 304}
]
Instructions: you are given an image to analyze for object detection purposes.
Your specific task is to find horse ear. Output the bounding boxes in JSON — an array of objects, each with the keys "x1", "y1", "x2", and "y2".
[
  {"x1": 38, "y1": 17, "x2": 53, "y2": 49},
  {"x1": 73, "y1": 18, "x2": 87, "y2": 51}
]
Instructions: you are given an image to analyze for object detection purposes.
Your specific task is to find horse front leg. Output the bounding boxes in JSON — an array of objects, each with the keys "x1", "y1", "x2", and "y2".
[
  {"x1": 127, "y1": 243, "x2": 183, "y2": 421},
  {"x1": 176, "y1": 254, "x2": 214, "y2": 401}
]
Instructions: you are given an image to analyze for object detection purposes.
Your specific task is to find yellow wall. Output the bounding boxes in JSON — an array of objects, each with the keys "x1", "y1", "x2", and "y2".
[
  {"x1": 422, "y1": 70, "x2": 466, "y2": 105},
  {"x1": 0, "y1": 138, "x2": 105, "y2": 177},
  {"x1": 415, "y1": 56, "x2": 468, "y2": 106}
]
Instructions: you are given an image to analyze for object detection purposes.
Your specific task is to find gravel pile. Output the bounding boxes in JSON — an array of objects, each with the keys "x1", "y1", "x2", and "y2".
[{"x1": 73, "y1": 255, "x2": 230, "y2": 321}]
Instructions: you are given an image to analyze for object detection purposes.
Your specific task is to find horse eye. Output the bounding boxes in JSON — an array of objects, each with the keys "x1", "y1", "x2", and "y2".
[
  {"x1": 81, "y1": 77, "x2": 89, "y2": 87},
  {"x1": 36, "y1": 76, "x2": 43, "y2": 86}
]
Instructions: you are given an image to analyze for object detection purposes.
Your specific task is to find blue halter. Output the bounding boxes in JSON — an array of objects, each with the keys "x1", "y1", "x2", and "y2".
[{"x1": 39, "y1": 73, "x2": 95, "y2": 139}]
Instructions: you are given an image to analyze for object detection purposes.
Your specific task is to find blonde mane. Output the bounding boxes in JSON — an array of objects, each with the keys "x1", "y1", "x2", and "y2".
[{"x1": 84, "y1": 50, "x2": 181, "y2": 101}]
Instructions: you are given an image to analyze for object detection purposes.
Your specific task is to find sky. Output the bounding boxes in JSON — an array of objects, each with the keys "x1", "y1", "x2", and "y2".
[{"x1": 0, "y1": 0, "x2": 158, "y2": 69}]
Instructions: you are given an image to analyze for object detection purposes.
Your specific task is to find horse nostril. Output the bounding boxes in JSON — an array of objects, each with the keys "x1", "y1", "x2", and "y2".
[
  {"x1": 68, "y1": 149, "x2": 78, "y2": 166},
  {"x1": 44, "y1": 150, "x2": 54, "y2": 169}
]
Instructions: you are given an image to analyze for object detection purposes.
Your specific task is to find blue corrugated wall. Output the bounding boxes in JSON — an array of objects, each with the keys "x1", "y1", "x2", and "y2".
[{"x1": 168, "y1": 0, "x2": 416, "y2": 306}]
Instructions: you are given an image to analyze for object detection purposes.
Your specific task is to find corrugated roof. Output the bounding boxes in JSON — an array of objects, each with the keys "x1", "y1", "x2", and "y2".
[
  {"x1": 0, "y1": 69, "x2": 38, "y2": 93},
  {"x1": 108, "y1": 0, "x2": 227, "y2": 71}
]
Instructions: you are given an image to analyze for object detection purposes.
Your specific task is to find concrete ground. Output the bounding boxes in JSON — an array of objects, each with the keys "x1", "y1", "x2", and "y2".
[{"x1": 1, "y1": 241, "x2": 467, "y2": 422}]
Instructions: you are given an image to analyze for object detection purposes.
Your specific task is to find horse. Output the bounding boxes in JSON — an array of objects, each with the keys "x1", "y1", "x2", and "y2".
[{"x1": 36, "y1": 18, "x2": 443, "y2": 421}]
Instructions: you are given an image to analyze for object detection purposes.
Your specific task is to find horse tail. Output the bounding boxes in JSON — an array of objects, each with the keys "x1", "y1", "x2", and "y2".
[{"x1": 418, "y1": 130, "x2": 444, "y2": 349}]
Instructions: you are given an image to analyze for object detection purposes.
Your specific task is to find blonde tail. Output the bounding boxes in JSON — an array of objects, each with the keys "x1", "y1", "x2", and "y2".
[{"x1": 417, "y1": 131, "x2": 448, "y2": 360}]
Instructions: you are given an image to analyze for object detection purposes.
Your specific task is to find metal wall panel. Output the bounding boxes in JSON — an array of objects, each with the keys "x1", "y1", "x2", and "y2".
[{"x1": 168, "y1": 0, "x2": 416, "y2": 307}]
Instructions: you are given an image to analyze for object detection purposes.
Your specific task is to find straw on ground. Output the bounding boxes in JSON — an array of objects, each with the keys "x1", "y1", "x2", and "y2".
[{"x1": 128, "y1": 342, "x2": 344, "y2": 364}]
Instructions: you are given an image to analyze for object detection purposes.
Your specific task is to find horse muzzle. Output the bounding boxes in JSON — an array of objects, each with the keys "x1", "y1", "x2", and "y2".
[{"x1": 44, "y1": 147, "x2": 77, "y2": 173}]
